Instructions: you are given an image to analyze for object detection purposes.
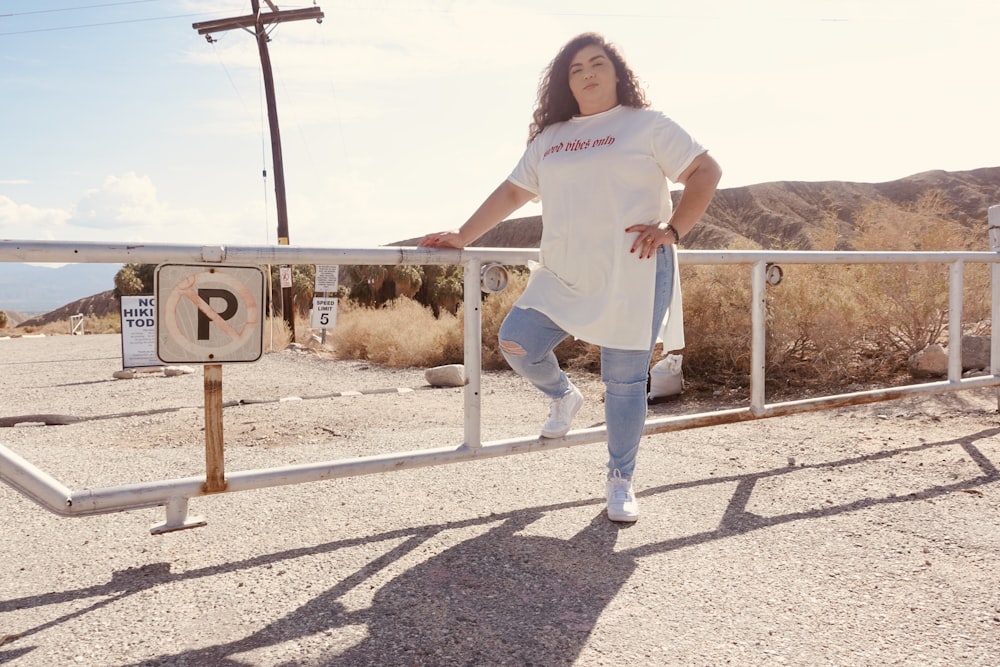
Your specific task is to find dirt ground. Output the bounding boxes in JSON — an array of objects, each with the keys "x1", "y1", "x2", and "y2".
[{"x1": 1, "y1": 333, "x2": 999, "y2": 666}]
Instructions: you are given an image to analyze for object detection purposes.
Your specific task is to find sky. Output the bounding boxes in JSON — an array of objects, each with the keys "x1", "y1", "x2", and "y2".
[{"x1": 1, "y1": 0, "x2": 998, "y2": 251}]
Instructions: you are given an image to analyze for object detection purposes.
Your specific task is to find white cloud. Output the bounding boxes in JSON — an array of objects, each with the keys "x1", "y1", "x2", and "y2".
[
  {"x1": 70, "y1": 173, "x2": 164, "y2": 230},
  {"x1": 0, "y1": 195, "x2": 70, "y2": 239},
  {"x1": 1, "y1": 172, "x2": 272, "y2": 247}
]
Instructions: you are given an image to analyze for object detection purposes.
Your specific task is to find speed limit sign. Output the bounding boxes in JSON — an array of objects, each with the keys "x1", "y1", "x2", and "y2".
[{"x1": 311, "y1": 297, "x2": 338, "y2": 329}]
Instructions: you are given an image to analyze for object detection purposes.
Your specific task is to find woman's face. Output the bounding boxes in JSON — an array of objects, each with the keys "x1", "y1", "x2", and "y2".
[{"x1": 567, "y1": 44, "x2": 618, "y2": 116}]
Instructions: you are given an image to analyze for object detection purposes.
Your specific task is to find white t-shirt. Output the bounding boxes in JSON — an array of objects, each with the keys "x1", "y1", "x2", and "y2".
[{"x1": 507, "y1": 105, "x2": 705, "y2": 350}]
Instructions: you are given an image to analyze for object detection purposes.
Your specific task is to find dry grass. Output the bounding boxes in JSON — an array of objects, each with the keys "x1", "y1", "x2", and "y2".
[
  {"x1": 680, "y1": 262, "x2": 755, "y2": 381},
  {"x1": 848, "y1": 195, "x2": 976, "y2": 355},
  {"x1": 324, "y1": 298, "x2": 464, "y2": 367},
  {"x1": 681, "y1": 196, "x2": 992, "y2": 390},
  {"x1": 7, "y1": 314, "x2": 121, "y2": 336},
  {"x1": 262, "y1": 317, "x2": 294, "y2": 353}
]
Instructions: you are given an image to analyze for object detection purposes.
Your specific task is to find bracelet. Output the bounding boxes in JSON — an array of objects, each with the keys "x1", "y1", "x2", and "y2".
[{"x1": 665, "y1": 223, "x2": 681, "y2": 244}]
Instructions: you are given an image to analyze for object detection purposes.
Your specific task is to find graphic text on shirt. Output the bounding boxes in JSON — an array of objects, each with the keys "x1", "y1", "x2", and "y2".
[{"x1": 542, "y1": 134, "x2": 616, "y2": 159}]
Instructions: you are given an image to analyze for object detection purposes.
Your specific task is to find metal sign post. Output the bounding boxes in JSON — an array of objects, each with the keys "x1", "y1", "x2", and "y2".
[
  {"x1": 313, "y1": 264, "x2": 340, "y2": 343},
  {"x1": 155, "y1": 264, "x2": 266, "y2": 496},
  {"x1": 203, "y1": 364, "x2": 225, "y2": 493}
]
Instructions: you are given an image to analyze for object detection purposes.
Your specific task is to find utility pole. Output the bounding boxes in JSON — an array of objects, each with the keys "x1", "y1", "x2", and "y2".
[{"x1": 193, "y1": 2, "x2": 323, "y2": 342}]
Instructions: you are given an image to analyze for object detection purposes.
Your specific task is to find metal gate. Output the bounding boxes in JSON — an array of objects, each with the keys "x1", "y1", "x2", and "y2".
[{"x1": 2, "y1": 206, "x2": 998, "y2": 533}]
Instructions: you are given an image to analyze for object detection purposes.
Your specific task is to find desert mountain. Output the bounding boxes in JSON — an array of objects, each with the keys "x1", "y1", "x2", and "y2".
[
  {"x1": 16, "y1": 290, "x2": 120, "y2": 329},
  {"x1": 396, "y1": 166, "x2": 1000, "y2": 250}
]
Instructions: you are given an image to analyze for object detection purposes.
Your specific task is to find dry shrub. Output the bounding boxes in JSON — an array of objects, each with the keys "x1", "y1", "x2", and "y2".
[
  {"x1": 85, "y1": 314, "x2": 122, "y2": 334},
  {"x1": 688, "y1": 198, "x2": 990, "y2": 388},
  {"x1": 718, "y1": 195, "x2": 990, "y2": 388},
  {"x1": 263, "y1": 312, "x2": 342, "y2": 352},
  {"x1": 767, "y1": 263, "x2": 867, "y2": 382},
  {"x1": 558, "y1": 338, "x2": 603, "y2": 373},
  {"x1": 682, "y1": 220, "x2": 878, "y2": 388},
  {"x1": 327, "y1": 297, "x2": 463, "y2": 367},
  {"x1": 850, "y1": 193, "x2": 983, "y2": 355},
  {"x1": 963, "y1": 263, "x2": 991, "y2": 334},
  {"x1": 766, "y1": 216, "x2": 867, "y2": 383},
  {"x1": 263, "y1": 316, "x2": 292, "y2": 352},
  {"x1": 680, "y1": 241, "x2": 756, "y2": 383},
  {"x1": 17, "y1": 314, "x2": 121, "y2": 336}
]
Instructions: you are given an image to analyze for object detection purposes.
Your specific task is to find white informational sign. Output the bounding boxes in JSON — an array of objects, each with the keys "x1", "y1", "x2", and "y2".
[
  {"x1": 155, "y1": 264, "x2": 265, "y2": 364},
  {"x1": 280, "y1": 265, "x2": 293, "y2": 288},
  {"x1": 311, "y1": 297, "x2": 338, "y2": 329},
  {"x1": 120, "y1": 295, "x2": 161, "y2": 368},
  {"x1": 315, "y1": 264, "x2": 340, "y2": 292}
]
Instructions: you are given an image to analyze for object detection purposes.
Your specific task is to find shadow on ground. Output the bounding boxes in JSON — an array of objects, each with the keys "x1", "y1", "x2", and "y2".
[{"x1": 2, "y1": 426, "x2": 998, "y2": 665}]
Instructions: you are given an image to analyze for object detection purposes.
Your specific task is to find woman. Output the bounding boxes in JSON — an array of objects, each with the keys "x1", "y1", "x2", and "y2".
[{"x1": 420, "y1": 32, "x2": 721, "y2": 522}]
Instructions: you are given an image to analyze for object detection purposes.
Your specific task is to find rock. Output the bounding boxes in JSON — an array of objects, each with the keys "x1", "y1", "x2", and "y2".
[
  {"x1": 425, "y1": 364, "x2": 466, "y2": 387},
  {"x1": 908, "y1": 344, "x2": 948, "y2": 378},
  {"x1": 112, "y1": 369, "x2": 136, "y2": 380},
  {"x1": 163, "y1": 365, "x2": 197, "y2": 377},
  {"x1": 909, "y1": 337, "x2": 992, "y2": 378},
  {"x1": 961, "y1": 335, "x2": 990, "y2": 371}
]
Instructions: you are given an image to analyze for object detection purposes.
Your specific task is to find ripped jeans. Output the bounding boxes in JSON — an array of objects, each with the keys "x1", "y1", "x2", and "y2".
[{"x1": 497, "y1": 246, "x2": 673, "y2": 479}]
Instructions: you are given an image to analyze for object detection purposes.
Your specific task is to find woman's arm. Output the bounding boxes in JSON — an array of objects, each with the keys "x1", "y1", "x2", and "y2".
[
  {"x1": 666, "y1": 151, "x2": 722, "y2": 239},
  {"x1": 626, "y1": 151, "x2": 722, "y2": 258},
  {"x1": 418, "y1": 180, "x2": 535, "y2": 249}
]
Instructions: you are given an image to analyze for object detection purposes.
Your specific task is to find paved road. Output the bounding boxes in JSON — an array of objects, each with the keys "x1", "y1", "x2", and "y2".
[{"x1": 1, "y1": 334, "x2": 999, "y2": 665}]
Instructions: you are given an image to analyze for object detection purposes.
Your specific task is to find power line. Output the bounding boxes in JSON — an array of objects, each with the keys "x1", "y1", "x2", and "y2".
[
  {"x1": 1, "y1": 1, "x2": 164, "y2": 18},
  {"x1": 0, "y1": 12, "x2": 214, "y2": 36}
]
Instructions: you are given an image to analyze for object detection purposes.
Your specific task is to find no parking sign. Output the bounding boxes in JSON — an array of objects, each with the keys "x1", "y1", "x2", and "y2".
[{"x1": 155, "y1": 264, "x2": 265, "y2": 364}]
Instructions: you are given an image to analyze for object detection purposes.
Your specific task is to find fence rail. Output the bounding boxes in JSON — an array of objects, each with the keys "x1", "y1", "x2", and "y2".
[{"x1": 1, "y1": 209, "x2": 998, "y2": 533}]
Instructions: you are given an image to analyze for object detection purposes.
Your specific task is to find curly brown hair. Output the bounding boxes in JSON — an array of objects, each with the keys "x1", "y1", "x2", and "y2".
[{"x1": 528, "y1": 32, "x2": 649, "y2": 143}]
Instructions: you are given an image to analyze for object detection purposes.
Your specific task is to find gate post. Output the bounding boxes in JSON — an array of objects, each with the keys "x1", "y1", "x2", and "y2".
[
  {"x1": 989, "y1": 206, "x2": 1000, "y2": 411},
  {"x1": 463, "y1": 258, "x2": 483, "y2": 448}
]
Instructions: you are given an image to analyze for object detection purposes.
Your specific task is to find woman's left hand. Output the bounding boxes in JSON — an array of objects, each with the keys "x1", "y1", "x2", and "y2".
[{"x1": 626, "y1": 222, "x2": 675, "y2": 259}]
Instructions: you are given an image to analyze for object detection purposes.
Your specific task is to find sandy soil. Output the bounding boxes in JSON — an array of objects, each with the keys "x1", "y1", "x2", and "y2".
[{"x1": 1, "y1": 333, "x2": 999, "y2": 666}]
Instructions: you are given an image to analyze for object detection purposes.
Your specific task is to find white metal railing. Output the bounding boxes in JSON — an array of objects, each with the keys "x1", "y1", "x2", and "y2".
[{"x1": 2, "y1": 205, "x2": 998, "y2": 533}]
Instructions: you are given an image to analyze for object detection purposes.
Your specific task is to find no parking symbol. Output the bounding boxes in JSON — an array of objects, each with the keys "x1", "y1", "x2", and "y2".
[{"x1": 155, "y1": 264, "x2": 265, "y2": 364}]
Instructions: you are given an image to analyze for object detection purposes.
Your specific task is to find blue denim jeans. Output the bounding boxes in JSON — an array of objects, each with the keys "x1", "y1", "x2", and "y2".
[{"x1": 498, "y1": 246, "x2": 674, "y2": 479}]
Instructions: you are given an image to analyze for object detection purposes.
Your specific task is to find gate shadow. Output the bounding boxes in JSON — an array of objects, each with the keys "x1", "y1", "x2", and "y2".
[{"x1": 2, "y1": 427, "x2": 997, "y2": 665}]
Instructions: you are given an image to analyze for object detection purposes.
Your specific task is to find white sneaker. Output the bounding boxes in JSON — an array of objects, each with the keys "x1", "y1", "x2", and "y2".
[
  {"x1": 540, "y1": 384, "x2": 583, "y2": 438},
  {"x1": 606, "y1": 470, "x2": 639, "y2": 522}
]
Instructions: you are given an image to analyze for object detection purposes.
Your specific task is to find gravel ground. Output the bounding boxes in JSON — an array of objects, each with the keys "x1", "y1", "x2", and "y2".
[{"x1": 1, "y1": 333, "x2": 999, "y2": 666}]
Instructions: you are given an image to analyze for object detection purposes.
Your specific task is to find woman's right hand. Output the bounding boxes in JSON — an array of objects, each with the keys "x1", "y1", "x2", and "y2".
[{"x1": 418, "y1": 231, "x2": 466, "y2": 249}]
